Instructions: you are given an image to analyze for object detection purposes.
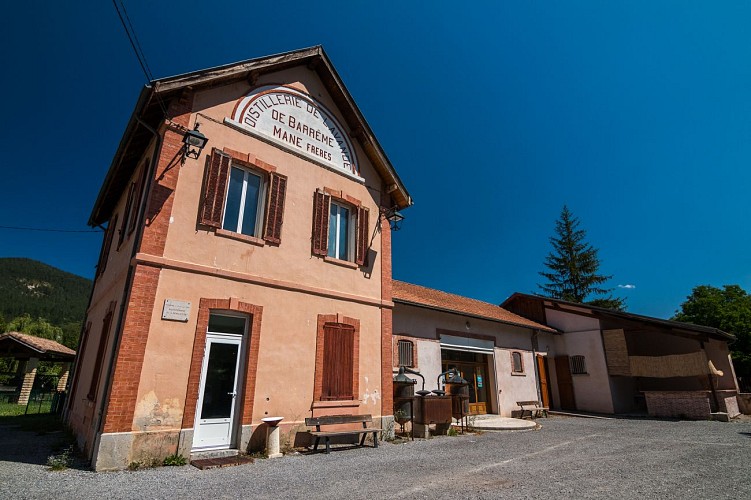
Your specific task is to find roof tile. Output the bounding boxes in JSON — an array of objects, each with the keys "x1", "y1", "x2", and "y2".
[
  {"x1": 392, "y1": 281, "x2": 557, "y2": 333},
  {"x1": 0, "y1": 332, "x2": 76, "y2": 357}
]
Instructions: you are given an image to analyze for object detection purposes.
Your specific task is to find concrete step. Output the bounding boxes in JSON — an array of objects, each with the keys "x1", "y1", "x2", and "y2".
[{"x1": 190, "y1": 449, "x2": 239, "y2": 461}]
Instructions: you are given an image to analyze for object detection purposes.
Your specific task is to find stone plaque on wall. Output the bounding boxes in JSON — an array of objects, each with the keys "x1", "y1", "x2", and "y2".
[{"x1": 162, "y1": 299, "x2": 191, "y2": 322}]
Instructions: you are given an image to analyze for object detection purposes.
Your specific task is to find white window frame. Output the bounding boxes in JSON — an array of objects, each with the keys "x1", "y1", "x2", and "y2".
[
  {"x1": 221, "y1": 165, "x2": 266, "y2": 238},
  {"x1": 329, "y1": 201, "x2": 355, "y2": 261}
]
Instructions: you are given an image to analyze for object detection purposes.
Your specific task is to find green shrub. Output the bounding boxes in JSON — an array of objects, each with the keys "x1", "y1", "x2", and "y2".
[
  {"x1": 47, "y1": 446, "x2": 72, "y2": 471},
  {"x1": 163, "y1": 453, "x2": 187, "y2": 466}
]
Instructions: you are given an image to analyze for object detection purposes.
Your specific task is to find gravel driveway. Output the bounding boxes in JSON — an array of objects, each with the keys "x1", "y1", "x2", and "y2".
[{"x1": 2, "y1": 416, "x2": 750, "y2": 499}]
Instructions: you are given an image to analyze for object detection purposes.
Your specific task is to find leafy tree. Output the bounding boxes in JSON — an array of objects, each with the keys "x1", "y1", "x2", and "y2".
[
  {"x1": 538, "y1": 205, "x2": 624, "y2": 310},
  {"x1": 4, "y1": 314, "x2": 64, "y2": 345},
  {"x1": 673, "y1": 285, "x2": 751, "y2": 380}
]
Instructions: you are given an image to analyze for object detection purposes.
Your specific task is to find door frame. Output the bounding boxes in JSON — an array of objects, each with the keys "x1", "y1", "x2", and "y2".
[
  {"x1": 442, "y1": 357, "x2": 492, "y2": 415},
  {"x1": 554, "y1": 355, "x2": 576, "y2": 410},
  {"x1": 536, "y1": 354, "x2": 552, "y2": 409},
  {"x1": 192, "y1": 314, "x2": 248, "y2": 452}
]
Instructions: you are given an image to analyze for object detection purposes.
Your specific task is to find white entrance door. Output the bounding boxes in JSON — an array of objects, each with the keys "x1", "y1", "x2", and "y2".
[{"x1": 193, "y1": 322, "x2": 244, "y2": 450}]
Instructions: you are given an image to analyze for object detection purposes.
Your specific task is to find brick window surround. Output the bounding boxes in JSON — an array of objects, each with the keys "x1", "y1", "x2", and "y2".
[
  {"x1": 181, "y1": 298, "x2": 263, "y2": 430},
  {"x1": 314, "y1": 314, "x2": 360, "y2": 402},
  {"x1": 510, "y1": 351, "x2": 525, "y2": 375},
  {"x1": 200, "y1": 147, "x2": 287, "y2": 245},
  {"x1": 393, "y1": 335, "x2": 419, "y2": 369},
  {"x1": 311, "y1": 188, "x2": 369, "y2": 266}
]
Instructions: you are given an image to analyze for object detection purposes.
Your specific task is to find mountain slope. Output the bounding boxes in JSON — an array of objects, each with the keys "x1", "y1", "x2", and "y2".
[{"x1": 0, "y1": 258, "x2": 92, "y2": 325}]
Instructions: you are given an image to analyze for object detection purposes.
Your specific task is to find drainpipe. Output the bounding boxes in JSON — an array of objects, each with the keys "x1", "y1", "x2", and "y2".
[{"x1": 92, "y1": 112, "x2": 163, "y2": 447}]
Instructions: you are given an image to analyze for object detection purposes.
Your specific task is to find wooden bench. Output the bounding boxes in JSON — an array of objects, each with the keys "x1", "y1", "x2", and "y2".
[
  {"x1": 305, "y1": 414, "x2": 382, "y2": 454},
  {"x1": 517, "y1": 400, "x2": 549, "y2": 419}
]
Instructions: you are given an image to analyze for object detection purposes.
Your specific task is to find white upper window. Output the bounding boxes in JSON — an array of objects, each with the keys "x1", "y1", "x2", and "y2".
[
  {"x1": 328, "y1": 201, "x2": 353, "y2": 260},
  {"x1": 222, "y1": 166, "x2": 265, "y2": 237}
]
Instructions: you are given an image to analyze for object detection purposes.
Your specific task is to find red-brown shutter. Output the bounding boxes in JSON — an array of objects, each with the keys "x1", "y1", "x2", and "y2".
[
  {"x1": 67, "y1": 321, "x2": 91, "y2": 402},
  {"x1": 311, "y1": 190, "x2": 331, "y2": 256},
  {"x1": 322, "y1": 323, "x2": 355, "y2": 400},
  {"x1": 262, "y1": 172, "x2": 288, "y2": 244},
  {"x1": 87, "y1": 307, "x2": 114, "y2": 401},
  {"x1": 118, "y1": 183, "x2": 136, "y2": 248},
  {"x1": 355, "y1": 206, "x2": 369, "y2": 266},
  {"x1": 96, "y1": 214, "x2": 118, "y2": 277},
  {"x1": 128, "y1": 162, "x2": 149, "y2": 235},
  {"x1": 200, "y1": 149, "x2": 231, "y2": 228}
]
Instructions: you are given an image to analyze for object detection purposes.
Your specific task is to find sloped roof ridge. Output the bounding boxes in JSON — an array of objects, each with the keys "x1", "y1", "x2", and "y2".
[
  {"x1": 502, "y1": 292, "x2": 734, "y2": 340},
  {"x1": 0, "y1": 331, "x2": 76, "y2": 356},
  {"x1": 152, "y1": 45, "x2": 323, "y2": 89},
  {"x1": 392, "y1": 280, "x2": 557, "y2": 333}
]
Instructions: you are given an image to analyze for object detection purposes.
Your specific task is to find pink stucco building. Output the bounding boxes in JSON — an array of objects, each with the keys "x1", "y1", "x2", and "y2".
[{"x1": 65, "y1": 47, "x2": 410, "y2": 470}]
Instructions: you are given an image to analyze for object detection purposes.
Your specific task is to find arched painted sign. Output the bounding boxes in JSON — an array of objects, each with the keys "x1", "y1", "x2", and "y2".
[{"x1": 227, "y1": 85, "x2": 358, "y2": 176}]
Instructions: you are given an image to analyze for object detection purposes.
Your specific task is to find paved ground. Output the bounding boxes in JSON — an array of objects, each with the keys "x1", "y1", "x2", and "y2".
[{"x1": 2, "y1": 416, "x2": 750, "y2": 499}]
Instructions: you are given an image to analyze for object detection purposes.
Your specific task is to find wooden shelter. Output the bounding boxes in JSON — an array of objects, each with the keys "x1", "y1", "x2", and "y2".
[{"x1": 0, "y1": 332, "x2": 75, "y2": 405}]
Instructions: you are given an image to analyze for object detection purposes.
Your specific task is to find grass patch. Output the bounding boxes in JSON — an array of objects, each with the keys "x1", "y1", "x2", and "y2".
[
  {"x1": 0, "y1": 400, "x2": 53, "y2": 417},
  {"x1": 163, "y1": 453, "x2": 187, "y2": 466}
]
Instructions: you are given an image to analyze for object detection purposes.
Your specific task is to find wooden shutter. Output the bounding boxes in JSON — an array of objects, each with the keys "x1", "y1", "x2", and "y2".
[
  {"x1": 118, "y1": 183, "x2": 136, "y2": 247},
  {"x1": 200, "y1": 149, "x2": 231, "y2": 228},
  {"x1": 262, "y1": 172, "x2": 288, "y2": 244},
  {"x1": 355, "y1": 206, "x2": 369, "y2": 266},
  {"x1": 68, "y1": 321, "x2": 91, "y2": 402},
  {"x1": 96, "y1": 214, "x2": 118, "y2": 277},
  {"x1": 322, "y1": 323, "x2": 355, "y2": 400},
  {"x1": 311, "y1": 190, "x2": 331, "y2": 256},
  {"x1": 87, "y1": 308, "x2": 114, "y2": 401},
  {"x1": 128, "y1": 162, "x2": 149, "y2": 235}
]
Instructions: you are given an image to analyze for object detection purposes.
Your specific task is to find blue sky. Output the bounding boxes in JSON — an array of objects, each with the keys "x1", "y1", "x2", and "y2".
[{"x1": 1, "y1": 1, "x2": 749, "y2": 318}]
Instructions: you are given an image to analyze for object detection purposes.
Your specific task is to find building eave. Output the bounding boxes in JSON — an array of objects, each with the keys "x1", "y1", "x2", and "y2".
[
  {"x1": 89, "y1": 46, "x2": 412, "y2": 227},
  {"x1": 393, "y1": 297, "x2": 560, "y2": 334},
  {"x1": 502, "y1": 293, "x2": 735, "y2": 341}
]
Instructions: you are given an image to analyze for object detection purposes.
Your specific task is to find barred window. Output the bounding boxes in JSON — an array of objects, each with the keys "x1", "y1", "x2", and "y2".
[
  {"x1": 511, "y1": 351, "x2": 524, "y2": 373},
  {"x1": 570, "y1": 355, "x2": 587, "y2": 375},
  {"x1": 398, "y1": 340, "x2": 414, "y2": 367}
]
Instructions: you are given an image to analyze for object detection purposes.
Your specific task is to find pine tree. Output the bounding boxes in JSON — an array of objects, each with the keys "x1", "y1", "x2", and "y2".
[{"x1": 538, "y1": 205, "x2": 624, "y2": 310}]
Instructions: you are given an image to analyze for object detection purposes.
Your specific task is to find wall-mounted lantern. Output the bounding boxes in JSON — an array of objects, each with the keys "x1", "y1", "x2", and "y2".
[
  {"x1": 382, "y1": 206, "x2": 405, "y2": 231},
  {"x1": 182, "y1": 123, "x2": 208, "y2": 161}
]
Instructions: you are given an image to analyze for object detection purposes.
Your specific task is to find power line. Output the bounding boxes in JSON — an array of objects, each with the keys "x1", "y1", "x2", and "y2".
[
  {"x1": 119, "y1": 0, "x2": 154, "y2": 81},
  {"x1": 112, "y1": 0, "x2": 168, "y2": 117},
  {"x1": 0, "y1": 225, "x2": 101, "y2": 234}
]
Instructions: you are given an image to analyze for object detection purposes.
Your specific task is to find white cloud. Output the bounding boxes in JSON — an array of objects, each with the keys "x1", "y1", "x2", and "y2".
[{"x1": 618, "y1": 284, "x2": 636, "y2": 289}]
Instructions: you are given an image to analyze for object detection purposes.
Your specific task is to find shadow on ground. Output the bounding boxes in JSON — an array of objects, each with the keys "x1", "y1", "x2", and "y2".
[{"x1": 0, "y1": 413, "x2": 87, "y2": 470}]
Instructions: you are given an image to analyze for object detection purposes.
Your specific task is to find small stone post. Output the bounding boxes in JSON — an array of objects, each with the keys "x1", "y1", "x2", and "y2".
[
  {"x1": 57, "y1": 363, "x2": 71, "y2": 392},
  {"x1": 18, "y1": 357, "x2": 39, "y2": 405},
  {"x1": 261, "y1": 417, "x2": 284, "y2": 458}
]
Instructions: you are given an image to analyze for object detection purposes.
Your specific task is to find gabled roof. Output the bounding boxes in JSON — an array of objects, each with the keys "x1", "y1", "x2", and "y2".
[
  {"x1": 0, "y1": 332, "x2": 76, "y2": 360},
  {"x1": 90, "y1": 46, "x2": 412, "y2": 226},
  {"x1": 392, "y1": 280, "x2": 558, "y2": 333},
  {"x1": 502, "y1": 293, "x2": 735, "y2": 341}
]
